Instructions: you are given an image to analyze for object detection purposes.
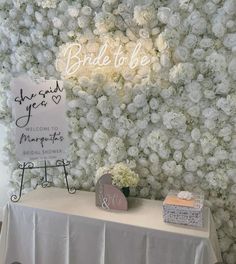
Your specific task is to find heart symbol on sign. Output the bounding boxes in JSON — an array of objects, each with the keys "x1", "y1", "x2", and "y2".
[{"x1": 52, "y1": 95, "x2": 61, "y2": 104}]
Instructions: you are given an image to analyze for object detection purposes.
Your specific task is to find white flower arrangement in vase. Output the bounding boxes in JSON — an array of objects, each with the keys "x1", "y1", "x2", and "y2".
[{"x1": 95, "y1": 163, "x2": 139, "y2": 197}]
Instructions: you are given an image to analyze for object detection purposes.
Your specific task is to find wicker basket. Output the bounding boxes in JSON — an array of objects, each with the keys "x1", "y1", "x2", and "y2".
[{"x1": 163, "y1": 190, "x2": 204, "y2": 227}]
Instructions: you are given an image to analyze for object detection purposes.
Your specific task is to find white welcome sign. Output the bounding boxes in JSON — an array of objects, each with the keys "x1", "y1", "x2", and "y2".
[{"x1": 11, "y1": 76, "x2": 69, "y2": 162}]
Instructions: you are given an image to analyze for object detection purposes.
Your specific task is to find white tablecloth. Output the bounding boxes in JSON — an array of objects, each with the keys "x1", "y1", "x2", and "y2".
[{"x1": 0, "y1": 188, "x2": 222, "y2": 264}]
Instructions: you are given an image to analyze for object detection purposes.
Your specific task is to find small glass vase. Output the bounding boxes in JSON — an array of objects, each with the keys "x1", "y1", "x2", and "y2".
[{"x1": 121, "y1": 187, "x2": 130, "y2": 197}]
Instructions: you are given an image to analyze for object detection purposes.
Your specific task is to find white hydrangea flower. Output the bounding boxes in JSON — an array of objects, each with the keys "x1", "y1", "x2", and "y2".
[
  {"x1": 36, "y1": 0, "x2": 58, "y2": 9},
  {"x1": 162, "y1": 160, "x2": 182, "y2": 176},
  {"x1": 147, "y1": 130, "x2": 168, "y2": 152},
  {"x1": 163, "y1": 111, "x2": 187, "y2": 132},
  {"x1": 93, "y1": 129, "x2": 108, "y2": 150},
  {"x1": 169, "y1": 63, "x2": 195, "y2": 84},
  {"x1": 216, "y1": 95, "x2": 236, "y2": 116},
  {"x1": 200, "y1": 132, "x2": 218, "y2": 155},
  {"x1": 205, "y1": 170, "x2": 228, "y2": 190},
  {"x1": 106, "y1": 137, "x2": 126, "y2": 163},
  {"x1": 206, "y1": 52, "x2": 227, "y2": 73}
]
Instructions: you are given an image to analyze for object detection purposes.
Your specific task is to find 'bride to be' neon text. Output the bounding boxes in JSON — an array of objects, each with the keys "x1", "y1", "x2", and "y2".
[{"x1": 56, "y1": 42, "x2": 151, "y2": 77}]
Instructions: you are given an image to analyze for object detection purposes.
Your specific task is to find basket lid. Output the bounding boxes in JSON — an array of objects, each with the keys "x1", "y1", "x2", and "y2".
[{"x1": 163, "y1": 190, "x2": 204, "y2": 209}]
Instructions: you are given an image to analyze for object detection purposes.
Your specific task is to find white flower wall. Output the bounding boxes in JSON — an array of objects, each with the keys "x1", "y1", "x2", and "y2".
[{"x1": 0, "y1": 0, "x2": 236, "y2": 262}]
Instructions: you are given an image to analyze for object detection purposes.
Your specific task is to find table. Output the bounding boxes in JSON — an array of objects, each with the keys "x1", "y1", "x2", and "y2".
[{"x1": 0, "y1": 188, "x2": 222, "y2": 264}]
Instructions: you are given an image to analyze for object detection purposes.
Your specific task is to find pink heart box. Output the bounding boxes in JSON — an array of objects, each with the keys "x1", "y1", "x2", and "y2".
[{"x1": 95, "y1": 174, "x2": 128, "y2": 211}]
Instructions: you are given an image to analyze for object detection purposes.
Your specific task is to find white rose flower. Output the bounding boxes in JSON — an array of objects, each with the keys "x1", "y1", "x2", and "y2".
[
  {"x1": 150, "y1": 113, "x2": 160, "y2": 123},
  {"x1": 149, "y1": 153, "x2": 159, "y2": 163},
  {"x1": 215, "y1": 76, "x2": 230, "y2": 95},
  {"x1": 192, "y1": 49, "x2": 205, "y2": 60},
  {"x1": 102, "y1": 117, "x2": 113, "y2": 130},
  {"x1": 155, "y1": 33, "x2": 168, "y2": 52},
  {"x1": 157, "y1": 7, "x2": 171, "y2": 24},
  {"x1": 223, "y1": 33, "x2": 236, "y2": 49},
  {"x1": 212, "y1": 23, "x2": 226, "y2": 38},
  {"x1": 184, "y1": 173, "x2": 195, "y2": 184},
  {"x1": 173, "y1": 46, "x2": 189, "y2": 62},
  {"x1": 186, "y1": 81, "x2": 202, "y2": 103},
  {"x1": 230, "y1": 184, "x2": 236, "y2": 194},
  {"x1": 89, "y1": 0, "x2": 103, "y2": 8},
  {"x1": 228, "y1": 57, "x2": 236, "y2": 80},
  {"x1": 200, "y1": 38, "x2": 214, "y2": 48},
  {"x1": 216, "y1": 97, "x2": 234, "y2": 116},
  {"x1": 203, "y1": 2, "x2": 217, "y2": 14},
  {"x1": 169, "y1": 139, "x2": 185, "y2": 150},
  {"x1": 179, "y1": 0, "x2": 190, "y2": 10},
  {"x1": 223, "y1": 0, "x2": 236, "y2": 15},
  {"x1": 183, "y1": 34, "x2": 197, "y2": 49},
  {"x1": 185, "y1": 159, "x2": 198, "y2": 172},
  {"x1": 68, "y1": 100, "x2": 80, "y2": 109},
  {"x1": 133, "y1": 94, "x2": 147, "y2": 108},
  {"x1": 149, "y1": 98, "x2": 159, "y2": 110},
  {"x1": 86, "y1": 108, "x2": 100, "y2": 124},
  {"x1": 202, "y1": 107, "x2": 218, "y2": 120},
  {"x1": 81, "y1": 6, "x2": 92, "y2": 16},
  {"x1": 133, "y1": 5, "x2": 156, "y2": 26},
  {"x1": 191, "y1": 17, "x2": 207, "y2": 35},
  {"x1": 160, "y1": 52, "x2": 172, "y2": 68},
  {"x1": 187, "y1": 105, "x2": 200, "y2": 117},
  {"x1": 218, "y1": 126, "x2": 232, "y2": 140},
  {"x1": 214, "y1": 148, "x2": 228, "y2": 161},
  {"x1": 104, "y1": 0, "x2": 118, "y2": 4},
  {"x1": 139, "y1": 28, "x2": 150, "y2": 39},
  {"x1": 94, "y1": 12, "x2": 115, "y2": 33},
  {"x1": 168, "y1": 13, "x2": 181, "y2": 28},
  {"x1": 173, "y1": 151, "x2": 182, "y2": 162},
  {"x1": 128, "y1": 146, "x2": 139, "y2": 157},
  {"x1": 97, "y1": 96, "x2": 111, "y2": 114},
  {"x1": 68, "y1": 7, "x2": 80, "y2": 17},
  {"x1": 52, "y1": 17, "x2": 62, "y2": 28},
  {"x1": 191, "y1": 128, "x2": 201, "y2": 142},
  {"x1": 77, "y1": 15, "x2": 90, "y2": 28}
]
